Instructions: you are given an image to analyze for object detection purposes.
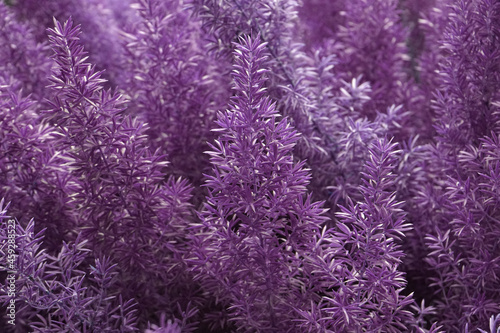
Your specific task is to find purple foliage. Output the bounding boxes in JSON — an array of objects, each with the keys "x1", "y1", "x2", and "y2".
[
  {"x1": 190, "y1": 35, "x2": 328, "y2": 332},
  {"x1": 43, "y1": 16, "x2": 198, "y2": 326},
  {"x1": 433, "y1": 0, "x2": 500, "y2": 151},
  {"x1": 0, "y1": 3, "x2": 51, "y2": 102},
  {"x1": 299, "y1": 138, "x2": 415, "y2": 332},
  {"x1": 0, "y1": 0, "x2": 499, "y2": 332},
  {"x1": 0, "y1": 4, "x2": 75, "y2": 251},
  {"x1": 9, "y1": 0, "x2": 133, "y2": 87},
  {"x1": 120, "y1": 0, "x2": 228, "y2": 188},
  {"x1": 0, "y1": 199, "x2": 138, "y2": 332}
]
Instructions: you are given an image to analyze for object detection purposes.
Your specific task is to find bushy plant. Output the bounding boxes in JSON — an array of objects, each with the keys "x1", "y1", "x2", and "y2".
[{"x1": 1, "y1": 0, "x2": 500, "y2": 332}]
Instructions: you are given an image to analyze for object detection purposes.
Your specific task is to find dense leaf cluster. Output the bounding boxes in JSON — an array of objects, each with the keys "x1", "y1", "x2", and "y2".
[{"x1": 0, "y1": 0, "x2": 499, "y2": 332}]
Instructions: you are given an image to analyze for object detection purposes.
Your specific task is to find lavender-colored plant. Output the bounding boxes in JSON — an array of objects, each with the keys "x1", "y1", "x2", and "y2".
[
  {"x1": 44, "y1": 17, "x2": 197, "y2": 327},
  {"x1": 189, "y1": 35, "x2": 328, "y2": 332},
  {"x1": 407, "y1": 0, "x2": 500, "y2": 331},
  {"x1": 0, "y1": 0, "x2": 499, "y2": 331},
  {"x1": 0, "y1": 200, "x2": 138, "y2": 332},
  {"x1": 9, "y1": 0, "x2": 133, "y2": 87},
  {"x1": 0, "y1": 2, "x2": 51, "y2": 102},
  {"x1": 0, "y1": 4, "x2": 76, "y2": 252},
  {"x1": 300, "y1": 138, "x2": 418, "y2": 332},
  {"x1": 121, "y1": 0, "x2": 228, "y2": 188}
]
